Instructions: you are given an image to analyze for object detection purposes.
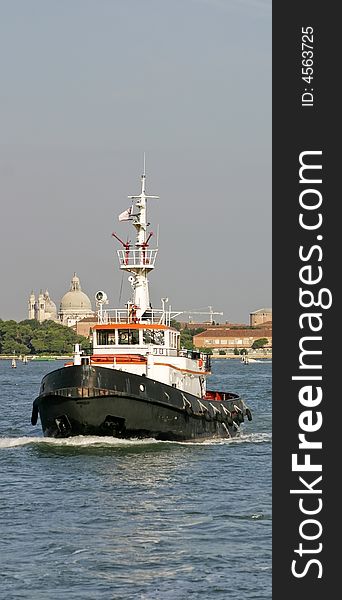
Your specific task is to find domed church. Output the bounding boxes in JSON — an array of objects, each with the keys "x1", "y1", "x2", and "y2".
[
  {"x1": 28, "y1": 290, "x2": 58, "y2": 323},
  {"x1": 59, "y1": 273, "x2": 94, "y2": 326},
  {"x1": 28, "y1": 273, "x2": 94, "y2": 327}
]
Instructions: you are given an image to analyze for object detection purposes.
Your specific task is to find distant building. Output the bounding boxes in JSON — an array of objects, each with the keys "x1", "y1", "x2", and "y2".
[
  {"x1": 74, "y1": 316, "x2": 98, "y2": 338},
  {"x1": 191, "y1": 306, "x2": 272, "y2": 351},
  {"x1": 59, "y1": 273, "x2": 94, "y2": 327},
  {"x1": 249, "y1": 308, "x2": 272, "y2": 327},
  {"x1": 193, "y1": 325, "x2": 272, "y2": 351},
  {"x1": 28, "y1": 290, "x2": 58, "y2": 323},
  {"x1": 28, "y1": 273, "x2": 95, "y2": 328}
]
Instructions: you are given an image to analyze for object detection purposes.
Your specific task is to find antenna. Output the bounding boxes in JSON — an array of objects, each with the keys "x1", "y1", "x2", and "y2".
[{"x1": 115, "y1": 161, "x2": 159, "y2": 319}]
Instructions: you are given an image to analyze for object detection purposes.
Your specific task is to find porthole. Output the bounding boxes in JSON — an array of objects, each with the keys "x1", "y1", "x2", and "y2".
[{"x1": 139, "y1": 384, "x2": 145, "y2": 392}]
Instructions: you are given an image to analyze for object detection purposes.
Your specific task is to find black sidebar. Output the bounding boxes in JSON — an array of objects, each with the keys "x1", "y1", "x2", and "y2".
[{"x1": 273, "y1": 1, "x2": 339, "y2": 597}]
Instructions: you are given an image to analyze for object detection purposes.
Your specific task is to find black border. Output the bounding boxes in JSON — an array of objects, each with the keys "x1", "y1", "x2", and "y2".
[{"x1": 273, "y1": 1, "x2": 339, "y2": 594}]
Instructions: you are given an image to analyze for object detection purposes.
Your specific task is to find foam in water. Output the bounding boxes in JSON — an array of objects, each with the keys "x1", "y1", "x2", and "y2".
[{"x1": 0, "y1": 432, "x2": 271, "y2": 449}]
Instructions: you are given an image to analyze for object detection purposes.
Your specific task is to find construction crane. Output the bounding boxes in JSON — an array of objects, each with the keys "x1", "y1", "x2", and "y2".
[{"x1": 181, "y1": 306, "x2": 224, "y2": 325}]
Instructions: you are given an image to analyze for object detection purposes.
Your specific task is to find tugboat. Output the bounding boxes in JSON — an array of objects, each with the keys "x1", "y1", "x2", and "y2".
[{"x1": 31, "y1": 166, "x2": 252, "y2": 440}]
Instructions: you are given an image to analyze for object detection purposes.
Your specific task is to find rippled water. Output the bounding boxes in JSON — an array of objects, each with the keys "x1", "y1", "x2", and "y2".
[{"x1": 0, "y1": 359, "x2": 271, "y2": 599}]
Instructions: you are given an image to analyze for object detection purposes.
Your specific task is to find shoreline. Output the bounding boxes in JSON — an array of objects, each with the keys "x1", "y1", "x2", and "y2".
[
  {"x1": 0, "y1": 355, "x2": 71, "y2": 361},
  {"x1": 211, "y1": 354, "x2": 272, "y2": 360},
  {"x1": 1, "y1": 353, "x2": 272, "y2": 361}
]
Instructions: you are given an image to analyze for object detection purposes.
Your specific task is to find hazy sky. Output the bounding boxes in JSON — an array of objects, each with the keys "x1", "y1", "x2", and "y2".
[{"x1": 0, "y1": 0, "x2": 271, "y2": 324}]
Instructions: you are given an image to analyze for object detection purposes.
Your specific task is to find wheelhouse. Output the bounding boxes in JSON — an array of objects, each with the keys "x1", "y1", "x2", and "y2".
[{"x1": 92, "y1": 323, "x2": 180, "y2": 356}]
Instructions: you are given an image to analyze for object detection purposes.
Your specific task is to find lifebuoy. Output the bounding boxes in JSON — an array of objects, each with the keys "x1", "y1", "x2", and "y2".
[{"x1": 198, "y1": 359, "x2": 203, "y2": 367}]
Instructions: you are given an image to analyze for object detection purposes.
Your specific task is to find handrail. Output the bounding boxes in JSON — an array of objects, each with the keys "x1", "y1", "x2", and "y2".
[
  {"x1": 97, "y1": 307, "x2": 181, "y2": 326},
  {"x1": 117, "y1": 248, "x2": 158, "y2": 268}
]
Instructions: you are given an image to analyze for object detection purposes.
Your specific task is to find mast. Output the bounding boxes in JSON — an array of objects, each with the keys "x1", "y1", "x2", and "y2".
[{"x1": 115, "y1": 158, "x2": 159, "y2": 320}]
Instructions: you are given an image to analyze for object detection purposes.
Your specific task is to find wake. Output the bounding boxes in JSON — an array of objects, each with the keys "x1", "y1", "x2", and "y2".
[{"x1": 0, "y1": 431, "x2": 271, "y2": 449}]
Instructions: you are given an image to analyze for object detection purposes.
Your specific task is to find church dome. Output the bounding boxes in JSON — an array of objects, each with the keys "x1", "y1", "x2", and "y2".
[{"x1": 60, "y1": 273, "x2": 92, "y2": 313}]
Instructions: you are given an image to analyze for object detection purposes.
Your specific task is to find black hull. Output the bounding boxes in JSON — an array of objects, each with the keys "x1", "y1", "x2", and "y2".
[{"x1": 32, "y1": 365, "x2": 252, "y2": 441}]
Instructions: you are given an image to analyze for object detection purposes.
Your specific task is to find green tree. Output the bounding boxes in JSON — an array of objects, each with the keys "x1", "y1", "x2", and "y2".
[
  {"x1": 197, "y1": 347, "x2": 212, "y2": 355},
  {"x1": 0, "y1": 319, "x2": 90, "y2": 356},
  {"x1": 1, "y1": 340, "x2": 30, "y2": 355},
  {"x1": 251, "y1": 338, "x2": 269, "y2": 349}
]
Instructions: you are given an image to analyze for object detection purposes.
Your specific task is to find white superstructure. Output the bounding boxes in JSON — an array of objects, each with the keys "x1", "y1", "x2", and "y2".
[{"x1": 75, "y1": 165, "x2": 211, "y2": 399}]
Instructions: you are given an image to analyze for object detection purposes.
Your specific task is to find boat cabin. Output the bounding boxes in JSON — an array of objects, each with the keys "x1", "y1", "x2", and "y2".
[
  {"x1": 92, "y1": 323, "x2": 179, "y2": 356},
  {"x1": 84, "y1": 321, "x2": 209, "y2": 397}
]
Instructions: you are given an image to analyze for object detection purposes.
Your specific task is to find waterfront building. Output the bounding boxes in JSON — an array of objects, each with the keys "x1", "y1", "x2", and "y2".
[
  {"x1": 193, "y1": 324, "x2": 272, "y2": 352},
  {"x1": 28, "y1": 290, "x2": 58, "y2": 323},
  {"x1": 59, "y1": 273, "x2": 94, "y2": 327},
  {"x1": 28, "y1": 273, "x2": 94, "y2": 328},
  {"x1": 249, "y1": 308, "x2": 272, "y2": 326}
]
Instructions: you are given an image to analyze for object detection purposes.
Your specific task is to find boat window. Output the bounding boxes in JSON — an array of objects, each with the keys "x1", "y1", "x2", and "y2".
[
  {"x1": 118, "y1": 329, "x2": 139, "y2": 345},
  {"x1": 97, "y1": 330, "x2": 116, "y2": 345},
  {"x1": 143, "y1": 329, "x2": 164, "y2": 345}
]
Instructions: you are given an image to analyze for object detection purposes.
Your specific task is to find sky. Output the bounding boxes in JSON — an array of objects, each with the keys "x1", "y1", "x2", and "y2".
[{"x1": 0, "y1": 0, "x2": 271, "y2": 324}]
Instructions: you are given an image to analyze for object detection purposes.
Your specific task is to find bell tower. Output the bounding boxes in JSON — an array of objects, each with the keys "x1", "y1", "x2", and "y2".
[
  {"x1": 28, "y1": 291, "x2": 36, "y2": 320},
  {"x1": 37, "y1": 290, "x2": 45, "y2": 323}
]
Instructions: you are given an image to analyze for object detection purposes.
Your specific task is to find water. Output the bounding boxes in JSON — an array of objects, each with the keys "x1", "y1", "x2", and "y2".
[{"x1": 0, "y1": 359, "x2": 271, "y2": 600}]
